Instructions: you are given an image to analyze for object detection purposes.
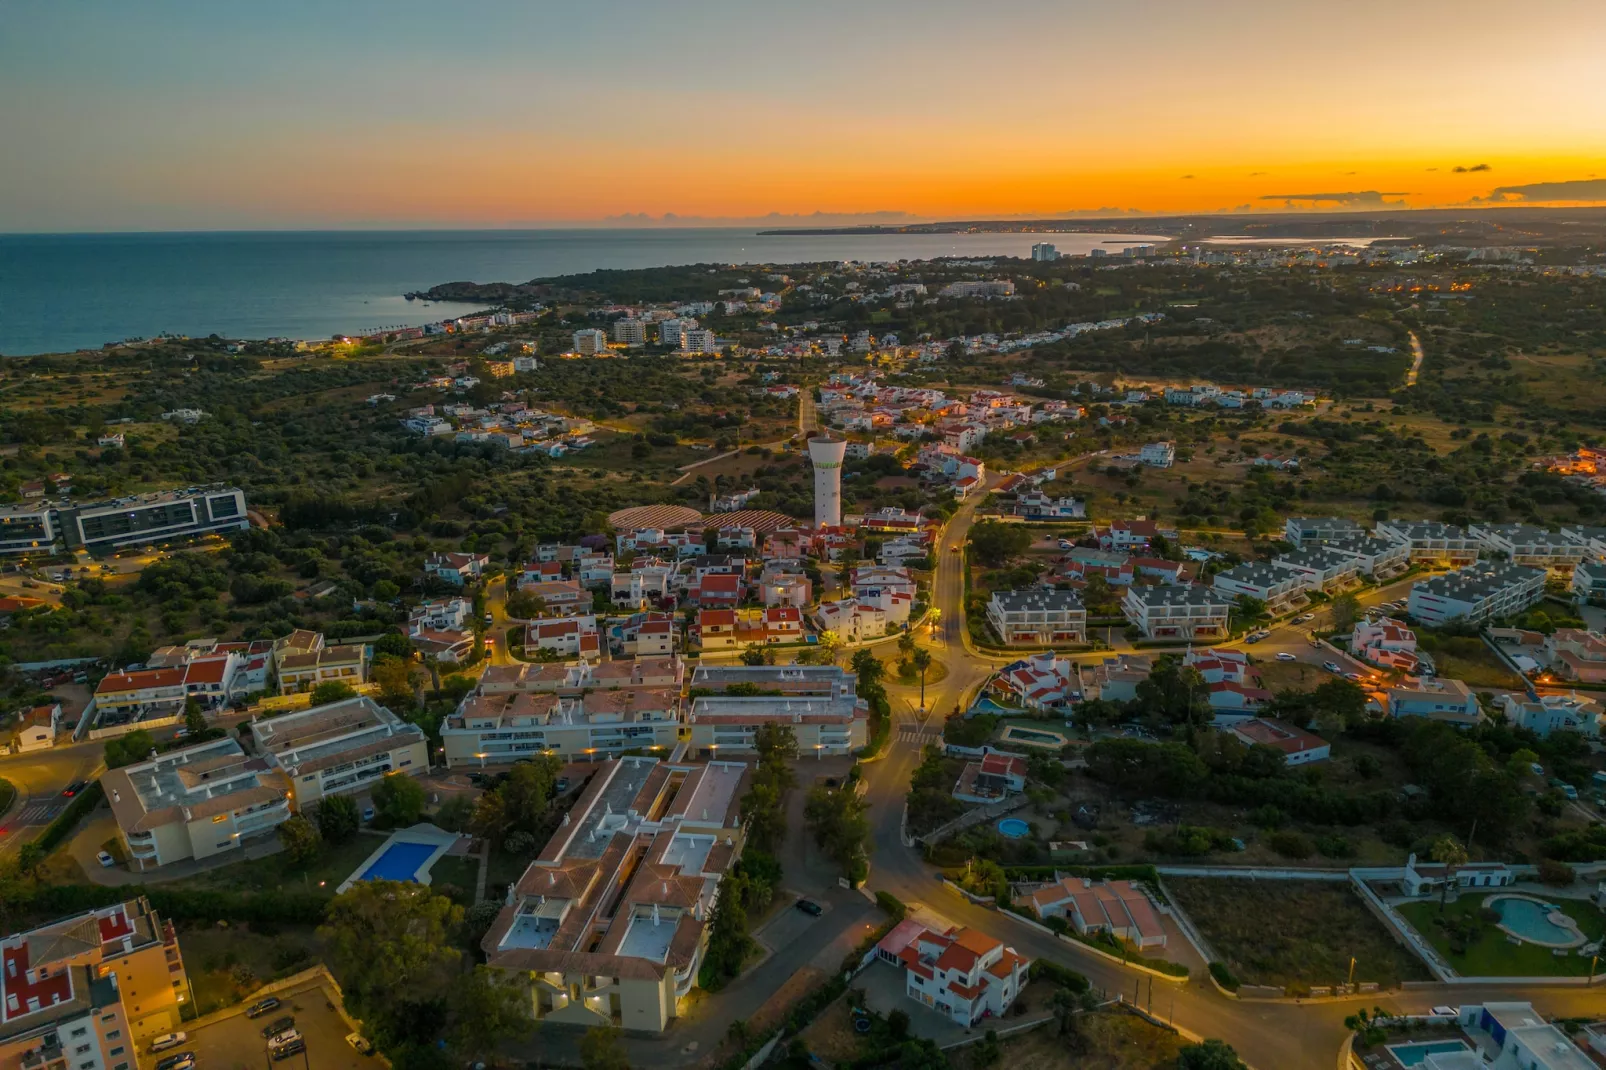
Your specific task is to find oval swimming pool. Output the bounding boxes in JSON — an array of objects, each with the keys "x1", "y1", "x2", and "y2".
[
  {"x1": 1492, "y1": 896, "x2": 1584, "y2": 947},
  {"x1": 997, "y1": 818, "x2": 1030, "y2": 839}
]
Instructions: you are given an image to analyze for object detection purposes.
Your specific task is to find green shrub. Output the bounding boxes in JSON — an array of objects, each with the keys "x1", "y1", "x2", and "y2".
[
  {"x1": 1028, "y1": 959, "x2": 1089, "y2": 992},
  {"x1": 874, "y1": 891, "x2": 907, "y2": 922},
  {"x1": 1209, "y1": 961, "x2": 1241, "y2": 992},
  {"x1": 1266, "y1": 830, "x2": 1314, "y2": 859}
]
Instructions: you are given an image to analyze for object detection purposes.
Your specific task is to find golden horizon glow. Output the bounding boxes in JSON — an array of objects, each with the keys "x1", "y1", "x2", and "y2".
[{"x1": 2, "y1": 2, "x2": 1604, "y2": 230}]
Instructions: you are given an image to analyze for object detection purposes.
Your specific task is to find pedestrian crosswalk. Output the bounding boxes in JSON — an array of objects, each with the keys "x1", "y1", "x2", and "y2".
[
  {"x1": 896, "y1": 726, "x2": 941, "y2": 745},
  {"x1": 14, "y1": 802, "x2": 61, "y2": 825}
]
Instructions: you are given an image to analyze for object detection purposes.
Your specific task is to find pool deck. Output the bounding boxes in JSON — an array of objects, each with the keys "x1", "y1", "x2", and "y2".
[{"x1": 336, "y1": 823, "x2": 462, "y2": 893}]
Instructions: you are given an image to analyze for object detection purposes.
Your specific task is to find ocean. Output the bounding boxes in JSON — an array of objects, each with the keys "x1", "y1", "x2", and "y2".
[{"x1": 0, "y1": 228, "x2": 1166, "y2": 356}]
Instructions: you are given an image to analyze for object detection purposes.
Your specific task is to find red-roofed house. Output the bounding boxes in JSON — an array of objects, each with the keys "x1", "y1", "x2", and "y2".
[
  {"x1": 1205, "y1": 681, "x2": 1275, "y2": 721},
  {"x1": 180, "y1": 653, "x2": 242, "y2": 710},
  {"x1": 11, "y1": 703, "x2": 61, "y2": 753},
  {"x1": 952, "y1": 752, "x2": 1029, "y2": 803},
  {"x1": 688, "y1": 571, "x2": 743, "y2": 608},
  {"x1": 95, "y1": 668, "x2": 187, "y2": 719},
  {"x1": 694, "y1": 607, "x2": 800, "y2": 650},
  {"x1": 878, "y1": 925, "x2": 1029, "y2": 1026},
  {"x1": 1027, "y1": 878, "x2": 1167, "y2": 948},
  {"x1": 1351, "y1": 617, "x2": 1421, "y2": 674},
  {"x1": 1226, "y1": 718, "x2": 1330, "y2": 765},
  {"x1": 1095, "y1": 519, "x2": 1159, "y2": 551},
  {"x1": 526, "y1": 615, "x2": 601, "y2": 661}
]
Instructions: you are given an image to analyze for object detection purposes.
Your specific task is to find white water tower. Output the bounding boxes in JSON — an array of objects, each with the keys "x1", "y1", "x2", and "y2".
[{"x1": 807, "y1": 434, "x2": 847, "y2": 528}]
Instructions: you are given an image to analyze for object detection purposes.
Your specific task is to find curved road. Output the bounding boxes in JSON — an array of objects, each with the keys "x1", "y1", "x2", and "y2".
[{"x1": 854, "y1": 478, "x2": 1603, "y2": 1069}]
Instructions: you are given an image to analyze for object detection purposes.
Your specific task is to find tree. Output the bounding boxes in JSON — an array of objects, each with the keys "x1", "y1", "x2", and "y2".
[
  {"x1": 505, "y1": 590, "x2": 547, "y2": 619},
  {"x1": 817, "y1": 629, "x2": 842, "y2": 664},
  {"x1": 578, "y1": 1025, "x2": 631, "y2": 1070},
  {"x1": 500, "y1": 756, "x2": 562, "y2": 836},
  {"x1": 319, "y1": 882, "x2": 463, "y2": 1010},
  {"x1": 740, "y1": 643, "x2": 772, "y2": 666},
  {"x1": 373, "y1": 774, "x2": 426, "y2": 827},
  {"x1": 1228, "y1": 595, "x2": 1267, "y2": 634},
  {"x1": 372, "y1": 654, "x2": 415, "y2": 705},
  {"x1": 315, "y1": 794, "x2": 360, "y2": 844},
  {"x1": 1330, "y1": 593, "x2": 1361, "y2": 634},
  {"x1": 310, "y1": 680, "x2": 358, "y2": 706},
  {"x1": 279, "y1": 815, "x2": 323, "y2": 867},
  {"x1": 104, "y1": 729, "x2": 156, "y2": 769},
  {"x1": 911, "y1": 648, "x2": 933, "y2": 710},
  {"x1": 804, "y1": 783, "x2": 870, "y2": 883},
  {"x1": 447, "y1": 966, "x2": 529, "y2": 1061},
  {"x1": 849, "y1": 649, "x2": 885, "y2": 692},
  {"x1": 967, "y1": 520, "x2": 1032, "y2": 567},
  {"x1": 183, "y1": 697, "x2": 207, "y2": 736},
  {"x1": 898, "y1": 631, "x2": 917, "y2": 659},
  {"x1": 1177, "y1": 1039, "x2": 1249, "y2": 1070},
  {"x1": 1430, "y1": 834, "x2": 1468, "y2": 913},
  {"x1": 1133, "y1": 660, "x2": 1209, "y2": 727}
]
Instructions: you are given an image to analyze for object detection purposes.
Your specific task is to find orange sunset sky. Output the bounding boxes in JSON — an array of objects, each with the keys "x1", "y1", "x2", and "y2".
[{"x1": 3, "y1": 0, "x2": 1604, "y2": 231}]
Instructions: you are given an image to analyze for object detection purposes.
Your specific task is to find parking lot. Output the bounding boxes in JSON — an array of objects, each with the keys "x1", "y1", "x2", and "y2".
[{"x1": 173, "y1": 977, "x2": 372, "y2": 1070}]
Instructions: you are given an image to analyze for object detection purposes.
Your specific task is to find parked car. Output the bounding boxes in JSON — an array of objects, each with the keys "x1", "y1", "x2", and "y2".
[
  {"x1": 266, "y1": 1028, "x2": 301, "y2": 1050},
  {"x1": 149, "y1": 1033, "x2": 188, "y2": 1054},
  {"x1": 272, "y1": 1039, "x2": 306, "y2": 1062},
  {"x1": 154, "y1": 1054, "x2": 195, "y2": 1070},
  {"x1": 1344, "y1": 672, "x2": 1363, "y2": 683},
  {"x1": 346, "y1": 1033, "x2": 374, "y2": 1055},
  {"x1": 1293, "y1": 613, "x2": 1314, "y2": 624},
  {"x1": 1430, "y1": 1006, "x2": 1458, "y2": 1018},
  {"x1": 246, "y1": 996, "x2": 281, "y2": 1019},
  {"x1": 96, "y1": 851, "x2": 116, "y2": 868},
  {"x1": 260, "y1": 1016, "x2": 295, "y2": 1040},
  {"x1": 361, "y1": 806, "x2": 376, "y2": 823},
  {"x1": 1275, "y1": 652, "x2": 1297, "y2": 662},
  {"x1": 795, "y1": 898, "x2": 823, "y2": 917}
]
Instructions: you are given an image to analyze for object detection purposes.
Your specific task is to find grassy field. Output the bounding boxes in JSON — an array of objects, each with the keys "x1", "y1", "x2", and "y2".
[
  {"x1": 1396, "y1": 893, "x2": 1606, "y2": 978},
  {"x1": 1167, "y1": 878, "x2": 1433, "y2": 990},
  {"x1": 179, "y1": 834, "x2": 382, "y2": 895},
  {"x1": 178, "y1": 923, "x2": 322, "y2": 1016}
]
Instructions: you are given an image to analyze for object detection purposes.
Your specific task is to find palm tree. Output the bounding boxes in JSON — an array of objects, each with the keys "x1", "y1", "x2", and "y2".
[
  {"x1": 912, "y1": 648, "x2": 933, "y2": 710},
  {"x1": 1430, "y1": 834, "x2": 1468, "y2": 913}
]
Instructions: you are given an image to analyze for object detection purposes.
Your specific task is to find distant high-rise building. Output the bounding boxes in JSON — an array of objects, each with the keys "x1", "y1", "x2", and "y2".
[
  {"x1": 808, "y1": 435, "x2": 847, "y2": 528},
  {"x1": 680, "y1": 328, "x2": 719, "y2": 354},
  {"x1": 1031, "y1": 242, "x2": 1059, "y2": 261},
  {"x1": 658, "y1": 318, "x2": 696, "y2": 348},
  {"x1": 572, "y1": 328, "x2": 608, "y2": 355},
  {"x1": 611, "y1": 318, "x2": 646, "y2": 345},
  {"x1": 1089, "y1": 248, "x2": 1108, "y2": 258}
]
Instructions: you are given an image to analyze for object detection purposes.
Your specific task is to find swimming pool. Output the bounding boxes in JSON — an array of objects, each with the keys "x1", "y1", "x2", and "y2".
[
  {"x1": 997, "y1": 818, "x2": 1031, "y2": 839},
  {"x1": 360, "y1": 841, "x2": 437, "y2": 883},
  {"x1": 998, "y1": 724, "x2": 1067, "y2": 748},
  {"x1": 1490, "y1": 895, "x2": 1585, "y2": 948},
  {"x1": 1385, "y1": 1040, "x2": 1471, "y2": 1067}
]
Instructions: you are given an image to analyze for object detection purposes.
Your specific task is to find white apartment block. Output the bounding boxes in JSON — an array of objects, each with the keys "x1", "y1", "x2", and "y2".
[
  {"x1": 1572, "y1": 561, "x2": 1606, "y2": 605},
  {"x1": 1374, "y1": 520, "x2": 1481, "y2": 566},
  {"x1": 1272, "y1": 545, "x2": 1361, "y2": 593},
  {"x1": 680, "y1": 329, "x2": 719, "y2": 354},
  {"x1": 1322, "y1": 534, "x2": 1411, "y2": 578},
  {"x1": 443, "y1": 687, "x2": 681, "y2": 766},
  {"x1": 985, "y1": 589, "x2": 1087, "y2": 645},
  {"x1": 611, "y1": 318, "x2": 646, "y2": 345},
  {"x1": 1122, "y1": 584, "x2": 1230, "y2": 641},
  {"x1": 1405, "y1": 563, "x2": 1547, "y2": 626},
  {"x1": 684, "y1": 665, "x2": 866, "y2": 756},
  {"x1": 572, "y1": 329, "x2": 609, "y2": 355},
  {"x1": 1211, "y1": 563, "x2": 1306, "y2": 615},
  {"x1": 248, "y1": 696, "x2": 429, "y2": 808},
  {"x1": 1283, "y1": 516, "x2": 1365, "y2": 546},
  {"x1": 1468, "y1": 524, "x2": 1587, "y2": 573},
  {"x1": 102, "y1": 737, "x2": 292, "y2": 871}
]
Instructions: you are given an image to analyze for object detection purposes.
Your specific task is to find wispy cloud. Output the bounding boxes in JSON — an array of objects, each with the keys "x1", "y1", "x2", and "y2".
[
  {"x1": 1258, "y1": 190, "x2": 1409, "y2": 207},
  {"x1": 1469, "y1": 178, "x2": 1606, "y2": 203},
  {"x1": 1248, "y1": 171, "x2": 1266, "y2": 177},
  {"x1": 1180, "y1": 174, "x2": 1195, "y2": 179},
  {"x1": 1452, "y1": 163, "x2": 1492, "y2": 173}
]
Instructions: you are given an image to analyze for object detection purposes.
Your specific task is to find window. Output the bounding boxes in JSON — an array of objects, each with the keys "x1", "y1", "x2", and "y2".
[
  {"x1": 108, "y1": 1048, "x2": 124, "y2": 1057},
  {"x1": 71, "y1": 1028, "x2": 86, "y2": 1038},
  {"x1": 114, "y1": 1063, "x2": 129, "y2": 1070},
  {"x1": 80, "y1": 1061, "x2": 95, "y2": 1069},
  {"x1": 104, "y1": 1031, "x2": 120, "y2": 1040},
  {"x1": 211, "y1": 814, "x2": 227, "y2": 823}
]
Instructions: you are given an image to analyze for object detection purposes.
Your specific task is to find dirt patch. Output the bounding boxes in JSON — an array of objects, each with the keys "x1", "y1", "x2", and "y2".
[
  {"x1": 950, "y1": 1011, "x2": 1185, "y2": 1070},
  {"x1": 747, "y1": 965, "x2": 827, "y2": 1036},
  {"x1": 798, "y1": 992, "x2": 862, "y2": 1065}
]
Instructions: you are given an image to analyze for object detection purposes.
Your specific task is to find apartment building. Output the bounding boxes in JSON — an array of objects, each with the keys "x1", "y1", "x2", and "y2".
[
  {"x1": 1405, "y1": 563, "x2": 1547, "y2": 626},
  {"x1": 1121, "y1": 585, "x2": 1230, "y2": 641},
  {"x1": 1211, "y1": 563, "x2": 1306, "y2": 615},
  {"x1": 984, "y1": 589, "x2": 1087, "y2": 645},
  {"x1": 684, "y1": 665, "x2": 867, "y2": 756},
  {"x1": 443, "y1": 687, "x2": 681, "y2": 766},
  {"x1": 92, "y1": 670, "x2": 187, "y2": 724},
  {"x1": 693, "y1": 607, "x2": 801, "y2": 650},
  {"x1": 0, "y1": 898, "x2": 191, "y2": 1065},
  {"x1": 1283, "y1": 516, "x2": 1365, "y2": 546},
  {"x1": 102, "y1": 737, "x2": 292, "y2": 871},
  {"x1": 680, "y1": 329, "x2": 719, "y2": 355},
  {"x1": 1272, "y1": 545, "x2": 1361, "y2": 593},
  {"x1": 875, "y1": 923, "x2": 1029, "y2": 1028},
  {"x1": 572, "y1": 329, "x2": 609, "y2": 355},
  {"x1": 1468, "y1": 524, "x2": 1586, "y2": 574},
  {"x1": 483, "y1": 757, "x2": 749, "y2": 1032},
  {"x1": 275, "y1": 643, "x2": 367, "y2": 694},
  {"x1": 1373, "y1": 520, "x2": 1481, "y2": 566},
  {"x1": 477, "y1": 657, "x2": 685, "y2": 697},
  {"x1": 248, "y1": 697, "x2": 429, "y2": 808},
  {"x1": 1322, "y1": 534, "x2": 1412, "y2": 578},
  {"x1": 1572, "y1": 561, "x2": 1606, "y2": 606},
  {"x1": 16, "y1": 487, "x2": 249, "y2": 554},
  {"x1": 611, "y1": 318, "x2": 646, "y2": 345}
]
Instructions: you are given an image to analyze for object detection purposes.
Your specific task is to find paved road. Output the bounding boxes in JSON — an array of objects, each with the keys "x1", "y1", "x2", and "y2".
[{"x1": 0, "y1": 739, "x2": 106, "y2": 856}]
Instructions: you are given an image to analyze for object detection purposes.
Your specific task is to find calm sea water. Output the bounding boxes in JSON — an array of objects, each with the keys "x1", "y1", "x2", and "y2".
[{"x1": 0, "y1": 228, "x2": 1166, "y2": 356}]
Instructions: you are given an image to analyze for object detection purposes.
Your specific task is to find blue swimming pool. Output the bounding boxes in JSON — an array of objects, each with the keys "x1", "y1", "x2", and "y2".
[
  {"x1": 997, "y1": 818, "x2": 1030, "y2": 839},
  {"x1": 360, "y1": 841, "x2": 437, "y2": 882},
  {"x1": 1386, "y1": 1040, "x2": 1471, "y2": 1067},
  {"x1": 1492, "y1": 896, "x2": 1581, "y2": 946}
]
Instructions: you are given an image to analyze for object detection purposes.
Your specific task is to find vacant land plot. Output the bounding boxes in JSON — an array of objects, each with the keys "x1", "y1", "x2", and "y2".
[
  {"x1": 1396, "y1": 893, "x2": 1606, "y2": 978},
  {"x1": 1167, "y1": 878, "x2": 1432, "y2": 990},
  {"x1": 949, "y1": 1011, "x2": 1187, "y2": 1070},
  {"x1": 179, "y1": 923, "x2": 323, "y2": 1016}
]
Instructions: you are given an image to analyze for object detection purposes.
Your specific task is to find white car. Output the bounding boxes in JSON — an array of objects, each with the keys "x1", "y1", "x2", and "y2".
[
  {"x1": 149, "y1": 1033, "x2": 188, "y2": 1054},
  {"x1": 1275, "y1": 652, "x2": 1297, "y2": 662},
  {"x1": 96, "y1": 850, "x2": 116, "y2": 868}
]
